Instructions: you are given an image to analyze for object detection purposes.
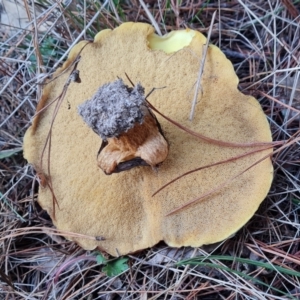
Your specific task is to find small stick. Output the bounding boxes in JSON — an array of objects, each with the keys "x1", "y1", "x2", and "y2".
[{"x1": 189, "y1": 11, "x2": 217, "y2": 121}]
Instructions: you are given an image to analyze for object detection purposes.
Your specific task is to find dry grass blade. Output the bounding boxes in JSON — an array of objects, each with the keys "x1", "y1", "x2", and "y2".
[
  {"x1": 189, "y1": 10, "x2": 216, "y2": 121},
  {"x1": 139, "y1": 0, "x2": 162, "y2": 36},
  {"x1": 153, "y1": 145, "x2": 274, "y2": 197},
  {"x1": 148, "y1": 100, "x2": 280, "y2": 147},
  {"x1": 165, "y1": 152, "x2": 273, "y2": 216}
]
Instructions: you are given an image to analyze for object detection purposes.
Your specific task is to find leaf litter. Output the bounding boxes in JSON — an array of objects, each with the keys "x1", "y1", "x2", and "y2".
[{"x1": 1, "y1": 0, "x2": 300, "y2": 299}]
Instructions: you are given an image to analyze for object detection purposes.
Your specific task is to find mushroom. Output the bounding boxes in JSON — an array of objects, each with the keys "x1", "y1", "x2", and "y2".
[{"x1": 23, "y1": 23, "x2": 273, "y2": 256}]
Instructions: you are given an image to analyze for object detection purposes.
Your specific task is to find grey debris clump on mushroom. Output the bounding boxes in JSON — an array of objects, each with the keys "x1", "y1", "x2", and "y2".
[{"x1": 78, "y1": 79, "x2": 147, "y2": 140}]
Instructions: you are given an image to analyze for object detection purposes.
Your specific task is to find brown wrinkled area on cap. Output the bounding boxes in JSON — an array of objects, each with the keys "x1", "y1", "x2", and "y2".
[{"x1": 23, "y1": 23, "x2": 273, "y2": 256}]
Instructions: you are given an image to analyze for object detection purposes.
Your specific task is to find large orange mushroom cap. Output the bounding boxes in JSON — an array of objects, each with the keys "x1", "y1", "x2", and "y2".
[{"x1": 23, "y1": 23, "x2": 273, "y2": 256}]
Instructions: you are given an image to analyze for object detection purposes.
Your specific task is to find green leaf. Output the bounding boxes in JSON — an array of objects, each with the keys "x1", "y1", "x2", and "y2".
[
  {"x1": 0, "y1": 148, "x2": 22, "y2": 159},
  {"x1": 102, "y1": 257, "x2": 128, "y2": 277},
  {"x1": 292, "y1": 198, "x2": 300, "y2": 206},
  {"x1": 96, "y1": 253, "x2": 107, "y2": 265}
]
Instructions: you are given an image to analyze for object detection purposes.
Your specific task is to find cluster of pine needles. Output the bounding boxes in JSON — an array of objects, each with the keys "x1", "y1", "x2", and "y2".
[{"x1": 1, "y1": 0, "x2": 300, "y2": 299}]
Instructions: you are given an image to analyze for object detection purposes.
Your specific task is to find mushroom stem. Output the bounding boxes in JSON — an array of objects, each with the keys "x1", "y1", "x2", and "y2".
[{"x1": 78, "y1": 79, "x2": 169, "y2": 174}]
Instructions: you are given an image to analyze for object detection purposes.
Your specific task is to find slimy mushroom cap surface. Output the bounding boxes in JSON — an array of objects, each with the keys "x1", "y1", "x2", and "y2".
[{"x1": 23, "y1": 23, "x2": 273, "y2": 256}]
